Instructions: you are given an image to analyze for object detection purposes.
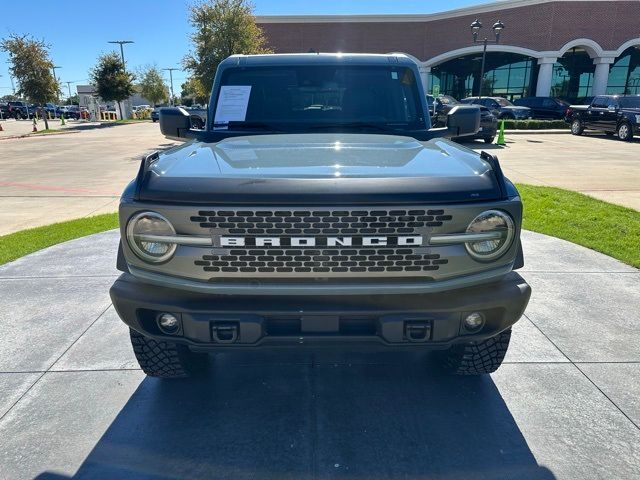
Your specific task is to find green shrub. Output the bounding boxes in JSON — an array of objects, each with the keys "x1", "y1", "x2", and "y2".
[{"x1": 501, "y1": 119, "x2": 569, "y2": 130}]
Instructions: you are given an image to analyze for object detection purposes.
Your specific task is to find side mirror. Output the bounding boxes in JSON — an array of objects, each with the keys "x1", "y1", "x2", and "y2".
[
  {"x1": 159, "y1": 107, "x2": 194, "y2": 140},
  {"x1": 446, "y1": 105, "x2": 481, "y2": 137}
]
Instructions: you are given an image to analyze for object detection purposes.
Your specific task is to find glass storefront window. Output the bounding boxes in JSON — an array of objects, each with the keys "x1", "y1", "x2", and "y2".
[
  {"x1": 428, "y1": 52, "x2": 537, "y2": 101},
  {"x1": 607, "y1": 46, "x2": 640, "y2": 95},
  {"x1": 550, "y1": 48, "x2": 594, "y2": 103}
]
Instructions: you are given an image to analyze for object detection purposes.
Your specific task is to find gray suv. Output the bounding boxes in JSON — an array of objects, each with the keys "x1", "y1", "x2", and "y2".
[
  {"x1": 110, "y1": 53, "x2": 530, "y2": 379},
  {"x1": 462, "y1": 96, "x2": 532, "y2": 119}
]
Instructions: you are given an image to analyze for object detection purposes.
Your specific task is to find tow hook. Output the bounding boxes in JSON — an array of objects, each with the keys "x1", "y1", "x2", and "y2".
[
  {"x1": 404, "y1": 321, "x2": 432, "y2": 342},
  {"x1": 212, "y1": 322, "x2": 239, "y2": 344}
]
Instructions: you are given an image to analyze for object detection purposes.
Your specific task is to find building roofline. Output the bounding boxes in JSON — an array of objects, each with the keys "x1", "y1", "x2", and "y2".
[{"x1": 256, "y1": 0, "x2": 606, "y2": 23}]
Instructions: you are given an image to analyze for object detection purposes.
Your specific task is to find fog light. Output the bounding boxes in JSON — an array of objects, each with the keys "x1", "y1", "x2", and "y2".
[
  {"x1": 463, "y1": 312, "x2": 485, "y2": 331},
  {"x1": 157, "y1": 313, "x2": 180, "y2": 334}
]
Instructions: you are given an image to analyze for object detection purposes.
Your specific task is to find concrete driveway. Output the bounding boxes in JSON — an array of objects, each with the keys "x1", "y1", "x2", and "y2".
[{"x1": 0, "y1": 230, "x2": 638, "y2": 479}]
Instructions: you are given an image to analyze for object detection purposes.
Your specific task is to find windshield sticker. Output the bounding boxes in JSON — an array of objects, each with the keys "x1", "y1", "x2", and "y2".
[
  {"x1": 214, "y1": 85, "x2": 252, "y2": 124},
  {"x1": 391, "y1": 71, "x2": 398, "y2": 80}
]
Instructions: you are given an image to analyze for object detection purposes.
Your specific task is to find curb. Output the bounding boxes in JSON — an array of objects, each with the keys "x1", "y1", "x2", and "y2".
[
  {"x1": 0, "y1": 130, "x2": 82, "y2": 141},
  {"x1": 503, "y1": 129, "x2": 569, "y2": 134}
]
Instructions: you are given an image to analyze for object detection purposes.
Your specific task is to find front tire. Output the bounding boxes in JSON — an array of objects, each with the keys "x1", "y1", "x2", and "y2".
[
  {"x1": 436, "y1": 328, "x2": 512, "y2": 375},
  {"x1": 571, "y1": 118, "x2": 584, "y2": 135},
  {"x1": 484, "y1": 136, "x2": 495, "y2": 144},
  {"x1": 617, "y1": 122, "x2": 633, "y2": 141},
  {"x1": 129, "y1": 328, "x2": 209, "y2": 378}
]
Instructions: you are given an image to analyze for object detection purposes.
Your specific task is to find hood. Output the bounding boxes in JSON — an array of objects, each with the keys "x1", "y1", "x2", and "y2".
[{"x1": 139, "y1": 133, "x2": 504, "y2": 204}]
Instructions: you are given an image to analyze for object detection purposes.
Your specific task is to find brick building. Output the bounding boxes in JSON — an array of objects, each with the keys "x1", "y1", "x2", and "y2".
[{"x1": 257, "y1": 0, "x2": 640, "y2": 102}]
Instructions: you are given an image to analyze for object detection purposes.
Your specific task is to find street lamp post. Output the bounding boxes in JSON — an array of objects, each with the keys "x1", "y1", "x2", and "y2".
[
  {"x1": 108, "y1": 40, "x2": 134, "y2": 72},
  {"x1": 163, "y1": 68, "x2": 180, "y2": 106},
  {"x1": 52, "y1": 66, "x2": 61, "y2": 103},
  {"x1": 470, "y1": 19, "x2": 505, "y2": 100}
]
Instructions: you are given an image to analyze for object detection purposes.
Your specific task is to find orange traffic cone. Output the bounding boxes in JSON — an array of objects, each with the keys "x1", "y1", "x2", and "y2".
[{"x1": 32, "y1": 118, "x2": 38, "y2": 132}]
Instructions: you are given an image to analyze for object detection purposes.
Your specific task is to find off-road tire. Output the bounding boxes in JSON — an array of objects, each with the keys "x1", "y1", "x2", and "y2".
[
  {"x1": 130, "y1": 328, "x2": 208, "y2": 378},
  {"x1": 617, "y1": 122, "x2": 633, "y2": 141},
  {"x1": 438, "y1": 328, "x2": 512, "y2": 375},
  {"x1": 571, "y1": 118, "x2": 584, "y2": 135}
]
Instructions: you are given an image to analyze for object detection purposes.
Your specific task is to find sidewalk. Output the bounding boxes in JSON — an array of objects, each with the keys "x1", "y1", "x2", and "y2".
[{"x1": 0, "y1": 229, "x2": 638, "y2": 479}]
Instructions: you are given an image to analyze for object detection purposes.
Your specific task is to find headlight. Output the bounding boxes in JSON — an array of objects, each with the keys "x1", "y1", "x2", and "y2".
[
  {"x1": 126, "y1": 212, "x2": 177, "y2": 263},
  {"x1": 465, "y1": 210, "x2": 515, "y2": 261}
]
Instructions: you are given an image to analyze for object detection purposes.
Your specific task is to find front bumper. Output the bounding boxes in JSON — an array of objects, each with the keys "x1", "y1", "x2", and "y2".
[{"x1": 110, "y1": 272, "x2": 531, "y2": 351}]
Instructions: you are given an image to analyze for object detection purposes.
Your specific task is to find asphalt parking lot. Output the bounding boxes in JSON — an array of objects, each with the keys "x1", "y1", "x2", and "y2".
[
  {"x1": 0, "y1": 123, "x2": 638, "y2": 236},
  {"x1": 0, "y1": 230, "x2": 638, "y2": 479}
]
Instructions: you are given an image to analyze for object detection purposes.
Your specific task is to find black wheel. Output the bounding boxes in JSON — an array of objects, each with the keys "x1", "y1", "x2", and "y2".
[
  {"x1": 484, "y1": 136, "x2": 495, "y2": 144},
  {"x1": 129, "y1": 328, "x2": 209, "y2": 378},
  {"x1": 152, "y1": 118, "x2": 157, "y2": 123},
  {"x1": 436, "y1": 328, "x2": 512, "y2": 375},
  {"x1": 571, "y1": 118, "x2": 584, "y2": 135},
  {"x1": 617, "y1": 122, "x2": 633, "y2": 141}
]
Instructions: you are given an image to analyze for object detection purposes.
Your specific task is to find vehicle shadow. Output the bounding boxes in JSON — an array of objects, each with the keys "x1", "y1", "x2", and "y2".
[{"x1": 34, "y1": 351, "x2": 557, "y2": 480}]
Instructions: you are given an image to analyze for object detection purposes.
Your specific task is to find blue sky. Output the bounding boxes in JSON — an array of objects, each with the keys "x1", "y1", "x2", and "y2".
[{"x1": 0, "y1": 0, "x2": 487, "y2": 98}]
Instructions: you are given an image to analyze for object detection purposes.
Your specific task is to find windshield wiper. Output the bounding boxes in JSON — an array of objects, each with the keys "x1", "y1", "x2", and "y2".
[{"x1": 308, "y1": 122, "x2": 400, "y2": 133}]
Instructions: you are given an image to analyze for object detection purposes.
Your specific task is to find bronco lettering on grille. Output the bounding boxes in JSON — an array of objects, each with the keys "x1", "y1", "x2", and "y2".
[{"x1": 219, "y1": 236, "x2": 424, "y2": 247}]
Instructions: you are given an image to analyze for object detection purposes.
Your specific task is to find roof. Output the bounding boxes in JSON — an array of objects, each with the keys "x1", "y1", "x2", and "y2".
[
  {"x1": 256, "y1": 0, "x2": 589, "y2": 23},
  {"x1": 220, "y1": 52, "x2": 417, "y2": 67}
]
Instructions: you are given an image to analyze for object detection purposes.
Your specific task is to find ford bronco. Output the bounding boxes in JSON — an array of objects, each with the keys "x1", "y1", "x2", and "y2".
[{"x1": 110, "y1": 53, "x2": 531, "y2": 378}]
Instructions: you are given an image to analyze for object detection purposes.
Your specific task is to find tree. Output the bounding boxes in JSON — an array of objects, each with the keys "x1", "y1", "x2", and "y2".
[
  {"x1": 66, "y1": 94, "x2": 79, "y2": 105},
  {"x1": 138, "y1": 65, "x2": 168, "y2": 106},
  {"x1": 1, "y1": 34, "x2": 60, "y2": 129},
  {"x1": 1, "y1": 94, "x2": 19, "y2": 102},
  {"x1": 90, "y1": 52, "x2": 135, "y2": 119},
  {"x1": 180, "y1": 77, "x2": 208, "y2": 105},
  {"x1": 183, "y1": 0, "x2": 271, "y2": 96}
]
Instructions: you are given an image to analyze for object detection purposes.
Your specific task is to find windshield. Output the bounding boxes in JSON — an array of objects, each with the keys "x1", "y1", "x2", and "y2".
[
  {"x1": 496, "y1": 98, "x2": 514, "y2": 107},
  {"x1": 214, "y1": 65, "x2": 426, "y2": 131},
  {"x1": 620, "y1": 96, "x2": 640, "y2": 109}
]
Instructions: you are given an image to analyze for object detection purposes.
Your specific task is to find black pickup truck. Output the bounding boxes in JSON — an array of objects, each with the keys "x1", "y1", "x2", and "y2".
[{"x1": 567, "y1": 95, "x2": 640, "y2": 141}]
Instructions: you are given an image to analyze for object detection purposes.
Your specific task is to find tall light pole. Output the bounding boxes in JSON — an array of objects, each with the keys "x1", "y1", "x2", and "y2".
[
  {"x1": 64, "y1": 81, "x2": 74, "y2": 103},
  {"x1": 470, "y1": 19, "x2": 505, "y2": 100},
  {"x1": 163, "y1": 67, "x2": 179, "y2": 105},
  {"x1": 108, "y1": 40, "x2": 134, "y2": 71},
  {"x1": 52, "y1": 66, "x2": 62, "y2": 102},
  {"x1": 52, "y1": 65, "x2": 61, "y2": 82}
]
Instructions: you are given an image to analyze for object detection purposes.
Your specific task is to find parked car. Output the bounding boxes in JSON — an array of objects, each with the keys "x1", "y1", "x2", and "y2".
[
  {"x1": 513, "y1": 97, "x2": 569, "y2": 120},
  {"x1": 0, "y1": 103, "x2": 9, "y2": 119},
  {"x1": 461, "y1": 96, "x2": 532, "y2": 119},
  {"x1": 7, "y1": 101, "x2": 30, "y2": 119},
  {"x1": 428, "y1": 94, "x2": 497, "y2": 143},
  {"x1": 566, "y1": 94, "x2": 640, "y2": 141},
  {"x1": 43, "y1": 103, "x2": 58, "y2": 118}
]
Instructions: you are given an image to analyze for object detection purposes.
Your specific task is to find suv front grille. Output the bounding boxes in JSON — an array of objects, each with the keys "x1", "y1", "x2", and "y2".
[
  {"x1": 190, "y1": 209, "x2": 452, "y2": 236},
  {"x1": 189, "y1": 208, "x2": 454, "y2": 277}
]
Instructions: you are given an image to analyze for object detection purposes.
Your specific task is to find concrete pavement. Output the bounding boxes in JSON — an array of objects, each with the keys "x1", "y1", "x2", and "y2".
[
  {"x1": 0, "y1": 122, "x2": 175, "y2": 236},
  {"x1": 0, "y1": 230, "x2": 638, "y2": 479},
  {"x1": 479, "y1": 131, "x2": 640, "y2": 209}
]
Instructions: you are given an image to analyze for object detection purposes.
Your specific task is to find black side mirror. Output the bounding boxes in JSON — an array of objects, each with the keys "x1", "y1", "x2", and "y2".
[
  {"x1": 446, "y1": 105, "x2": 481, "y2": 137},
  {"x1": 159, "y1": 107, "x2": 194, "y2": 140}
]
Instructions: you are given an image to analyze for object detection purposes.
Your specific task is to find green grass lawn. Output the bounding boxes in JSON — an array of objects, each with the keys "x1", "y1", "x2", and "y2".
[
  {"x1": 0, "y1": 186, "x2": 638, "y2": 268},
  {"x1": 0, "y1": 213, "x2": 118, "y2": 265},
  {"x1": 517, "y1": 184, "x2": 640, "y2": 268}
]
